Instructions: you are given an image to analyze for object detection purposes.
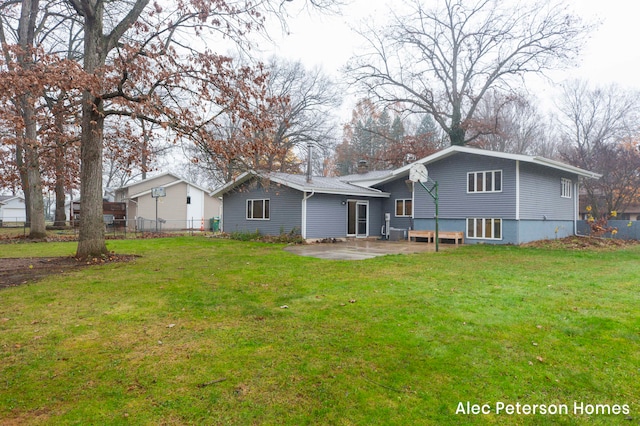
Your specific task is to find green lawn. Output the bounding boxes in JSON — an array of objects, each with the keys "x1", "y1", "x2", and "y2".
[{"x1": 1, "y1": 237, "x2": 638, "y2": 425}]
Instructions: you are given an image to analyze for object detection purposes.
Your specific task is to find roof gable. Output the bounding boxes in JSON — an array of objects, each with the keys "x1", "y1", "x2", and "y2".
[
  {"x1": 211, "y1": 171, "x2": 390, "y2": 198},
  {"x1": 0, "y1": 195, "x2": 25, "y2": 204},
  {"x1": 119, "y1": 173, "x2": 213, "y2": 199},
  {"x1": 372, "y1": 146, "x2": 601, "y2": 186}
]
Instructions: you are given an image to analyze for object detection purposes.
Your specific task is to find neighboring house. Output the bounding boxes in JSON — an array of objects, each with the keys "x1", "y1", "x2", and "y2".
[
  {"x1": 114, "y1": 173, "x2": 221, "y2": 230},
  {"x1": 578, "y1": 194, "x2": 640, "y2": 221},
  {"x1": 70, "y1": 200, "x2": 127, "y2": 227},
  {"x1": 0, "y1": 195, "x2": 27, "y2": 224},
  {"x1": 212, "y1": 146, "x2": 601, "y2": 244}
]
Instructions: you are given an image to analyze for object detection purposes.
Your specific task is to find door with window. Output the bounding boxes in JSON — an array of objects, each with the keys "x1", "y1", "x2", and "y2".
[{"x1": 347, "y1": 200, "x2": 368, "y2": 237}]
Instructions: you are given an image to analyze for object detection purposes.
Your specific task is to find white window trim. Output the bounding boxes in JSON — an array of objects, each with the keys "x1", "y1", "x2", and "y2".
[
  {"x1": 246, "y1": 199, "x2": 270, "y2": 220},
  {"x1": 395, "y1": 199, "x2": 412, "y2": 217},
  {"x1": 467, "y1": 170, "x2": 503, "y2": 194},
  {"x1": 561, "y1": 178, "x2": 572, "y2": 198},
  {"x1": 466, "y1": 218, "x2": 503, "y2": 240}
]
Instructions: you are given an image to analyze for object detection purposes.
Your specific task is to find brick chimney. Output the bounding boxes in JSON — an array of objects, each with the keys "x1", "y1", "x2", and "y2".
[{"x1": 357, "y1": 160, "x2": 369, "y2": 174}]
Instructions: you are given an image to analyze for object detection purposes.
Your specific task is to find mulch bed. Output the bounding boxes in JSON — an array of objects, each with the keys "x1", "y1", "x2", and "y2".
[
  {"x1": 0, "y1": 254, "x2": 137, "y2": 289},
  {"x1": 521, "y1": 236, "x2": 639, "y2": 250}
]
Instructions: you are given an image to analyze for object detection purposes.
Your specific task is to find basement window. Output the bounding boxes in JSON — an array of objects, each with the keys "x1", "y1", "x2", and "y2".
[{"x1": 467, "y1": 218, "x2": 502, "y2": 240}]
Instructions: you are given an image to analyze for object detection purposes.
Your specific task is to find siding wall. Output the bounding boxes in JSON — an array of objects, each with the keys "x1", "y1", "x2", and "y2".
[
  {"x1": 137, "y1": 182, "x2": 188, "y2": 224},
  {"x1": 412, "y1": 153, "x2": 517, "y2": 219},
  {"x1": 305, "y1": 194, "x2": 345, "y2": 238},
  {"x1": 378, "y1": 178, "x2": 413, "y2": 231},
  {"x1": 519, "y1": 163, "x2": 576, "y2": 221},
  {"x1": 409, "y1": 153, "x2": 581, "y2": 244},
  {"x1": 222, "y1": 178, "x2": 302, "y2": 235},
  {"x1": 0, "y1": 199, "x2": 27, "y2": 221},
  {"x1": 305, "y1": 195, "x2": 384, "y2": 239}
]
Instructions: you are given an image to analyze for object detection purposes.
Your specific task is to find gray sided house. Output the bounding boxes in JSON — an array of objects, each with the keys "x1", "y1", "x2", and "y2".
[
  {"x1": 213, "y1": 146, "x2": 601, "y2": 244},
  {"x1": 212, "y1": 172, "x2": 390, "y2": 239}
]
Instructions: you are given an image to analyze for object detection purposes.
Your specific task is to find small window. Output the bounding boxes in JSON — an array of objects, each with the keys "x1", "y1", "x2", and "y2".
[
  {"x1": 395, "y1": 199, "x2": 412, "y2": 217},
  {"x1": 561, "y1": 178, "x2": 572, "y2": 198},
  {"x1": 186, "y1": 196, "x2": 191, "y2": 204},
  {"x1": 247, "y1": 199, "x2": 270, "y2": 220},
  {"x1": 466, "y1": 218, "x2": 502, "y2": 240},
  {"x1": 468, "y1": 170, "x2": 502, "y2": 193}
]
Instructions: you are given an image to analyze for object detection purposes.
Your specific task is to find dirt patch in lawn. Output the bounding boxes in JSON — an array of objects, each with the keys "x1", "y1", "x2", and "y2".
[{"x1": 0, "y1": 255, "x2": 137, "y2": 289}]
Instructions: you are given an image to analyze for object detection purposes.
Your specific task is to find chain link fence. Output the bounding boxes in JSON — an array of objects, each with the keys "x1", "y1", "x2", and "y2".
[{"x1": 2, "y1": 217, "x2": 221, "y2": 238}]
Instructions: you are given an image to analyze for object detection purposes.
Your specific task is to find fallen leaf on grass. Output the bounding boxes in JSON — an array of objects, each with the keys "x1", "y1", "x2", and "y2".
[
  {"x1": 167, "y1": 324, "x2": 176, "y2": 328},
  {"x1": 536, "y1": 356, "x2": 544, "y2": 363}
]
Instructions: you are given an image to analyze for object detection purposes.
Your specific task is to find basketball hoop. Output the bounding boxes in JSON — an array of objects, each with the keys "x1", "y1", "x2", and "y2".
[{"x1": 409, "y1": 164, "x2": 429, "y2": 183}]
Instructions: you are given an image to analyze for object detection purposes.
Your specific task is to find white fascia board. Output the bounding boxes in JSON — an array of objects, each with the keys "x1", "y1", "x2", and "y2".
[
  {"x1": 532, "y1": 157, "x2": 602, "y2": 179},
  {"x1": 129, "y1": 179, "x2": 185, "y2": 199},
  {"x1": 118, "y1": 172, "x2": 182, "y2": 190}
]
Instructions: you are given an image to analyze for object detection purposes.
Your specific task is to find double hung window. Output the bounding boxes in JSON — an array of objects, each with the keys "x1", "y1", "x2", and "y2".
[{"x1": 561, "y1": 178, "x2": 572, "y2": 198}]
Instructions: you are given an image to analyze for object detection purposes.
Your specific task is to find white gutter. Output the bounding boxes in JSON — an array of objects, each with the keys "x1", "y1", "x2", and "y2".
[{"x1": 301, "y1": 190, "x2": 315, "y2": 239}]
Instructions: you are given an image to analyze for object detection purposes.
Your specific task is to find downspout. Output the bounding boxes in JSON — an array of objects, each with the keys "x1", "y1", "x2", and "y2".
[
  {"x1": 302, "y1": 190, "x2": 315, "y2": 239},
  {"x1": 574, "y1": 180, "x2": 583, "y2": 236},
  {"x1": 515, "y1": 160, "x2": 520, "y2": 244}
]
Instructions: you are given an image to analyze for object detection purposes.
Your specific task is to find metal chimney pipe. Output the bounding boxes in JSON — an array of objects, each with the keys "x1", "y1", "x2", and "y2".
[{"x1": 306, "y1": 143, "x2": 313, "y2": 183}]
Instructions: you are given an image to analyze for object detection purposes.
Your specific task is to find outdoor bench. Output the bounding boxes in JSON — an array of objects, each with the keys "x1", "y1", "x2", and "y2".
[{"x1": 408, "y1": 230, "x2": 464, "y2": 246}]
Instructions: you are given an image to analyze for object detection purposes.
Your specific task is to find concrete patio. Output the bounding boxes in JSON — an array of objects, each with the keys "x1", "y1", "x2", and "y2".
[{"x1": 283, "y1": 238, "x2": 456, "y2": 260}]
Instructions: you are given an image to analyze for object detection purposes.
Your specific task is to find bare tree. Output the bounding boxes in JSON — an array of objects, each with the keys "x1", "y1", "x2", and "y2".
[
  {"x1": 470, "y1": 90, "x2": 556, "y2": 156},
  {"x1": 557, "y1": 80, "x2": 640, "y2": 218},
  {"x1": 263, "y1": 57, "x2": 341, "y2": 173},
  {"x1": 190, "y1": 57, "x2": 342, "y2": 180},
  {"x1": 346, "y1": 0, "x2": 591, "y2": 146}
]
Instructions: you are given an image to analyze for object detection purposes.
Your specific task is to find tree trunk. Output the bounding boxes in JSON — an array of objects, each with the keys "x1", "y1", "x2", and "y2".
[
  {"x1": 22, "y1": 116, "x2": 46, "y2": 238},
  {"x1": 17, "y1": 0, "x2": 46, "y2": 238},
  {"x1": 53, "y1": 142, "x2": 68, "y2": 227},
  {"x1": 76, "y1": 98, "x2": 107, "y2": 257},
  {"x1": 76, "y1": 8, "x2": 108, "y2": 258},
  {"x1": 448, "y1": 106, "x2": 466, "y2": 146},
  {"x1": 15, "y1": 141, "x2": 31, "y2": 225},
  {"x1": 53, "y1": 105, "x2": 69, "y2": 227}
]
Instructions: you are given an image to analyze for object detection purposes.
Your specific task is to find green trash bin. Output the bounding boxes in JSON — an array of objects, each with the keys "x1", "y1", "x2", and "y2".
[{"x1": 210, "y1": 217, "x2": 220, "y2": 232}]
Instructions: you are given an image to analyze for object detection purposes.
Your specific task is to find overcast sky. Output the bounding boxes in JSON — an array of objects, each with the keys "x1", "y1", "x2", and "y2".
[{"x1": 257, "y1": 0, "x2": 640, "y2": 119}]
